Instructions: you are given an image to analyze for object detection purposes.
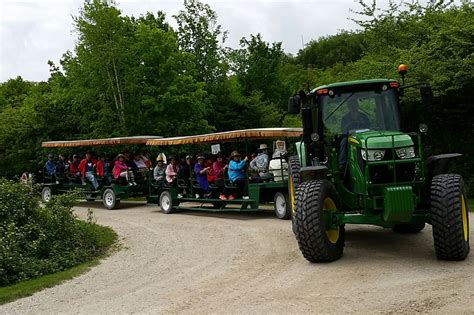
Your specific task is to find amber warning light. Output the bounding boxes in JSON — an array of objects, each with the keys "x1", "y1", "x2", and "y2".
[{"x1": 398, "y1": 64, "x2": 408, "y2": 75}]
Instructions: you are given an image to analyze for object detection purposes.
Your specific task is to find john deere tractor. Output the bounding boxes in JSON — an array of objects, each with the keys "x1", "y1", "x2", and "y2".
[{"x1": 287, "y1": 65, "x2": 469, "y2": 262}]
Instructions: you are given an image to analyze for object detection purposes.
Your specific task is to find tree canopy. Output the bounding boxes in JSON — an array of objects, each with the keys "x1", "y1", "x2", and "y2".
[{"x1": 0, "y1": 0, "x2": 472, "y2": 193}]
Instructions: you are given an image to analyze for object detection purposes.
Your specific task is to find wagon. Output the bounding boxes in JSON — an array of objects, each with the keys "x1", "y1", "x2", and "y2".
[{"x1": 146, "y1": 128, "x2": 302, "y2": 219}]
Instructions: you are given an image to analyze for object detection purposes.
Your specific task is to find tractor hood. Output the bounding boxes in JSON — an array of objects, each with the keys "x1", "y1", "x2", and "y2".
[{"x1": 350, "y1": 130, "x2": 414, "y2": 149}]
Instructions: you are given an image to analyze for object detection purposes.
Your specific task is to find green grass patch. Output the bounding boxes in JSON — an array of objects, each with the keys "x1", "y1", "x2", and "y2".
[
  {"x1": 0, "y1": 225, "x2": 118, "y2": 305},
  {"x1": 468, "y1": 199, "x2": 474, "y2": 211}
]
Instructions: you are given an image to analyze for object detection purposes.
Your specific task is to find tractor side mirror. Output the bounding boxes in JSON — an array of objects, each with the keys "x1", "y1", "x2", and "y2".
[
  {"x1": 420, "y1": 85, "x2": 433, "y2": 103},
  {"x1": 288, "y1": 95, "x2": 301, "y2": 114}
]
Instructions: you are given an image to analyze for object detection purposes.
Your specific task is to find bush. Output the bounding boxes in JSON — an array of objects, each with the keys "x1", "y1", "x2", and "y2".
[{"x1": 0, "y1": 179, "x2": 116, "y2": 286}]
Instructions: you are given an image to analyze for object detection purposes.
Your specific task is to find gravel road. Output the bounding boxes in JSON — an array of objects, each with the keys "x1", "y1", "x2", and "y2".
[{"x1": 2, "y1": 202, "x2": 474, "y2": 314}]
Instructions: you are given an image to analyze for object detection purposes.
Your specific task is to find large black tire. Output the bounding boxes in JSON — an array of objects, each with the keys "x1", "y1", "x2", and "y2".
[
  {"x1": 102, "y1": 188, "x2": 120, "y2": 210},
  {"x1": 393, "y1": 223, "x2": 426, "y2": 234},
  {"x1": 293, "y1": 180, "x2": 345, "y2": 262},
  {"x1": 159, "y1": 191, "x2": 175, "y2": 214},
  {"x1": 41, "y1": 186, "x2": 52, "y2": 203},
  {"x1": 274, "y1": 192, "x2": 291, "y2": 219},
  {"x1": 430, "y1": 174, "x2": 469, "y2": 260},
  {"x1": 288, "y1": 155, "x2": 301, "y2": 230}
]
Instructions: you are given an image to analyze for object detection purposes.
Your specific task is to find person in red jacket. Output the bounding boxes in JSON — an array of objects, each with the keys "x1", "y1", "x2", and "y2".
[
  {"x1": 69, "y1": 154, "x2": 80, "y2": 177},
  {"x1": 78, "y1": 152, "x2": 99, "y2": 190}
]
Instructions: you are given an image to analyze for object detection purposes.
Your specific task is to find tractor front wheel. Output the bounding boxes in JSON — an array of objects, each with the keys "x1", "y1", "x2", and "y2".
[
  {"x1": 430, "y1": 174, "x2": 469, "y2": 260},
  {"x1": 393, "y1": 223, "x2": 425, "y2": 234},
  {"x1": 293, "y1": 180, "x2": 345, "y2": 262}
]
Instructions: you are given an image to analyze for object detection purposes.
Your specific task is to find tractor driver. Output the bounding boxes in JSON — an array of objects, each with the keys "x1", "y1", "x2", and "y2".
[
  {"x1": 340, "y1": 98, "x2": 370, "y2": 134},
  {"x1": 338, "y1": 99, "x2": 371, "y2": 169}
]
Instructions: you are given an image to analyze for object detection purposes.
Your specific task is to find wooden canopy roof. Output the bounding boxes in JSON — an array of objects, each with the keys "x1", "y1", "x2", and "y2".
[
  {"x1": 42, "y1": 136, "x2": 162, "y2": 148},
  {"x1": 146, "y1": 128, "x2": 303, "y2": 146}
]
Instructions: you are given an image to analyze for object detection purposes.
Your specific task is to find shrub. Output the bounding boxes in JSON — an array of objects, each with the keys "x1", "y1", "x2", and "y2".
[{"x1": 0, "y1": 179, "x2": 116, "y2": 286}]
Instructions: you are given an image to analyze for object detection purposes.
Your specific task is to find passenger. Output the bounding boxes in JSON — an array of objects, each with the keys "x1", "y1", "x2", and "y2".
[
  {"x1": 113, "y1": 154, "x2": 136, "y2": 186},
  {"x1": 206, "y1": 156, "x2": 215, "y2": 184},
  {"x1": 194, "y1": 155, "x2": 211, "y2": 198},
  {"x1": 250, "y1": 144, "x2": 270, "y2": 178},
  {"x1": 165, "y1": 156, "x2": 179, "y2": 184},
  {"x1": 55, "y1": 154, "x2": 67, "y2": 179},
  {"x1": 142, "y1": 150, "x2": 153, "y2": 168},
  {"x1": 213, "y1": 153, "x2": 227, "y2": 200},
  {"x1": 153, "y1": 154, "x2": 166, "y2": 182},
  {"x1": 228, "y1": 151, "x2": 249, "y2": 200},
  {"x1": 272, "y1": 140, "x2": 288, "y2": 159},
  {"x1": 124, "y1": 152, "x2": 137, "y2": 169},
  {"x1": 69, "y1": 154, "x2": 81, "y2": 177},
  {"x1": 44, "y1": 154, "x2": 56, "y2": 177},
  {"x1": 133, "y1": 153, "x2": 148, "y2": 169},
  {"x1": 178, "y1": 155, "x2": 191, "y2": 180},
  {"x1": 78, "y1": 152, "x2": 99, "y2": 190},
  {"x1": 96, "y1": 154, "x2": 109, "y2": 178}
]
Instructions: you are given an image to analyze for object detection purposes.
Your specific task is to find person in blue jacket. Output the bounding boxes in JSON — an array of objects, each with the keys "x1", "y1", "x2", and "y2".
[
  {"x1": 44, "y1": 154, "x2": 56, "y2": 177},
  {"x1": 228, "y1": 151, "x2": 249, "y2": 199}
]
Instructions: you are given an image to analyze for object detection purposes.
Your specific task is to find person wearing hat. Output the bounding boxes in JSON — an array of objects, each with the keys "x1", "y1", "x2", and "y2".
[
  {"x1": 228, "y1": 151, "x2": 249, "y2": 199},
  {"x1": 113, "y1": 154, "x2": 136, "y2": 186},
  {"x1": 194, "y1": 155, "x2": 211, "y2": 198},
  {"x1": 250, "y1": 144, "x2": 270, "y2": 178},
  {"x1": 44, "y1": 154, "x2": 57, "y2": 177},
  {"x1": 153, "y1": 153, "x2": 166, "y2": 183}
]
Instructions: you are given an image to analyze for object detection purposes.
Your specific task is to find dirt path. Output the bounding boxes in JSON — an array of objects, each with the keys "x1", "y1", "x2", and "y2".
[{"x1": 2, "y1": 202, "x2": 474, "y2": 314}]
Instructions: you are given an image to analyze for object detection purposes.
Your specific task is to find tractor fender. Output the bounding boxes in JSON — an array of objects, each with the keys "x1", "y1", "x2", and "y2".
[
  {"x1": 299, "y1": 165, "x2": 328, "y2": 183},
  {"x1": 424, "y1": 153, "x2": 462, "y2": 185}
]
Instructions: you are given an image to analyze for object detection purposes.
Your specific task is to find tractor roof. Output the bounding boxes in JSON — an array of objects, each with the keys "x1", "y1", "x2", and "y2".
[{"x1": 312, "y1": 79, "x2": 398, "y2": 93}]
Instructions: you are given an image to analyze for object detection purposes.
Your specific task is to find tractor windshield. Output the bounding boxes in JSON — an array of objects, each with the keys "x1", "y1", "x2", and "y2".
[{"x1": 321, "y1": 89, "x2": 400, "y2": 136}]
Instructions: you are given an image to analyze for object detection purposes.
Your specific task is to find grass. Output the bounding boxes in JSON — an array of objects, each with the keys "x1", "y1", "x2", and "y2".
[
  {"x1": 468, "y1": 199, "x2": 474, "y2": 211},
  {"x1": 0, "y1": 225, "x2": 118, "y2": 305}
]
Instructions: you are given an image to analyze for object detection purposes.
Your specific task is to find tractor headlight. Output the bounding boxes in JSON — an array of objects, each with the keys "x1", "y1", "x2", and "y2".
[
  {"x1": 361, "y1": 149, "x2": 385, "y2": 161},
  {"x1": 395, "y1": 146, "x2": 416, "y2": 159}
]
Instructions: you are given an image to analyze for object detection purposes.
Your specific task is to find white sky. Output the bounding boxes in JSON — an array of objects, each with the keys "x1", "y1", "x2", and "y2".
[{"x1": 0, "y1": 0, "x2": 369, "y2": 82}]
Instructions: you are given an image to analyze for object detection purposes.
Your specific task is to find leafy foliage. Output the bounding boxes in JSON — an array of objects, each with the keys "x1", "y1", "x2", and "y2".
[
  {"x1": 0, "y1": 0, "x2": 472, "y2": 192},
  {"x1": 0, "y1": 180, "x2": 116, "y2": 286}
]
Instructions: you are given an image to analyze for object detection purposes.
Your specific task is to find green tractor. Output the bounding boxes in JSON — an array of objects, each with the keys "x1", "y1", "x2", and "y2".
[{"x1": 287, "y1": 65, "x2": 469, "y2": 262}]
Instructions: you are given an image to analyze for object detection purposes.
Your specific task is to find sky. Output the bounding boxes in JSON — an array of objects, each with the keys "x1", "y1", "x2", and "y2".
[{"x1": 0, "y1": 0, "x2": 368, "y2": 83}]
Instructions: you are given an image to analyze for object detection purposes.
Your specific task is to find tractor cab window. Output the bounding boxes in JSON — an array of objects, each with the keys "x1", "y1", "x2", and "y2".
[{"x1": 321, "y1": 89, "x2": 400, "y2": 137}]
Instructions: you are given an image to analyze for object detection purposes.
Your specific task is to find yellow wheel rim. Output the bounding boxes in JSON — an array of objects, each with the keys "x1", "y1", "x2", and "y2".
[
  {"x1": 323, "y1": 197, "x2": 339, "y2": 244},
  {"x1": 461, "y1": 195, "x2": 469, "y2": 242},
  {"x1": 289, "y1": 177, "x2": 295, "y2": 213}
]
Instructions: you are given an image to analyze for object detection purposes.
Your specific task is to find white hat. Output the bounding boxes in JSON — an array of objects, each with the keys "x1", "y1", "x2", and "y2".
[{"x1": 259, "y1": 144, "x2": 268, "y2": 150}]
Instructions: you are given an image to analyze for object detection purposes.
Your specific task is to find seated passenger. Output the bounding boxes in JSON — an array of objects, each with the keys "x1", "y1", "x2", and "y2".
[
  {"x1": 250, "y1": 144, "x2": 270, "y2": 179},
  {"x1": 272, "y1": 140, "x2": 288, "y2": 159},
  {"x1": 69, "y1": 154, "x2": 81, "y2": 177},
  {"x1": 133, "y1": 153, "x2": 147, "y2": 169},
  {"x1": 113, "y1": 154, "x2": 136, "y2": 186},
  {"x1": 124, "y1": 152, "x2": 137, "y2": 169},
  {"x1": 153, "y1": 154, "x2": 166, "y2": 183},
  {"x1": 213, "y1": 154, "x2": 227, "y2": 200},
  {"x1": 194, "y1": 155, "x2": 211, "y2": 198},
  {"x1": 205, "y1": 156, "x2": 215, "y2": 184},
  {"x1": 165, "y1": 156, "x2": 179, "y2": 184},
  {"x1": 55, "y1": 154, "x2": 66, "y2": 179},
  {"x1": 96, "y1": 154, "x2": 109, "y2": 179},
  {"x1": 228, "y1": 151, "x2": 249, "y2": 200},
  {"x1": 44, "y1": 154, "x2": 56, "y2": 178},
  {"x1": 78, "y1": 152, "x2": 99, "y2": 190}
]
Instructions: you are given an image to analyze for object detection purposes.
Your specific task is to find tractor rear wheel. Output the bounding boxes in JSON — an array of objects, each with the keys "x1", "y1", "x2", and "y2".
[
  {"x1": 430, "y1": 174, "x2": 469, "y2": 260},
  {"x1": 393, "y1": 223, "x2": 425, "y2": 234},
  {"x1": 293, "y1": 180, "x2": 345, "y2": 262}
]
